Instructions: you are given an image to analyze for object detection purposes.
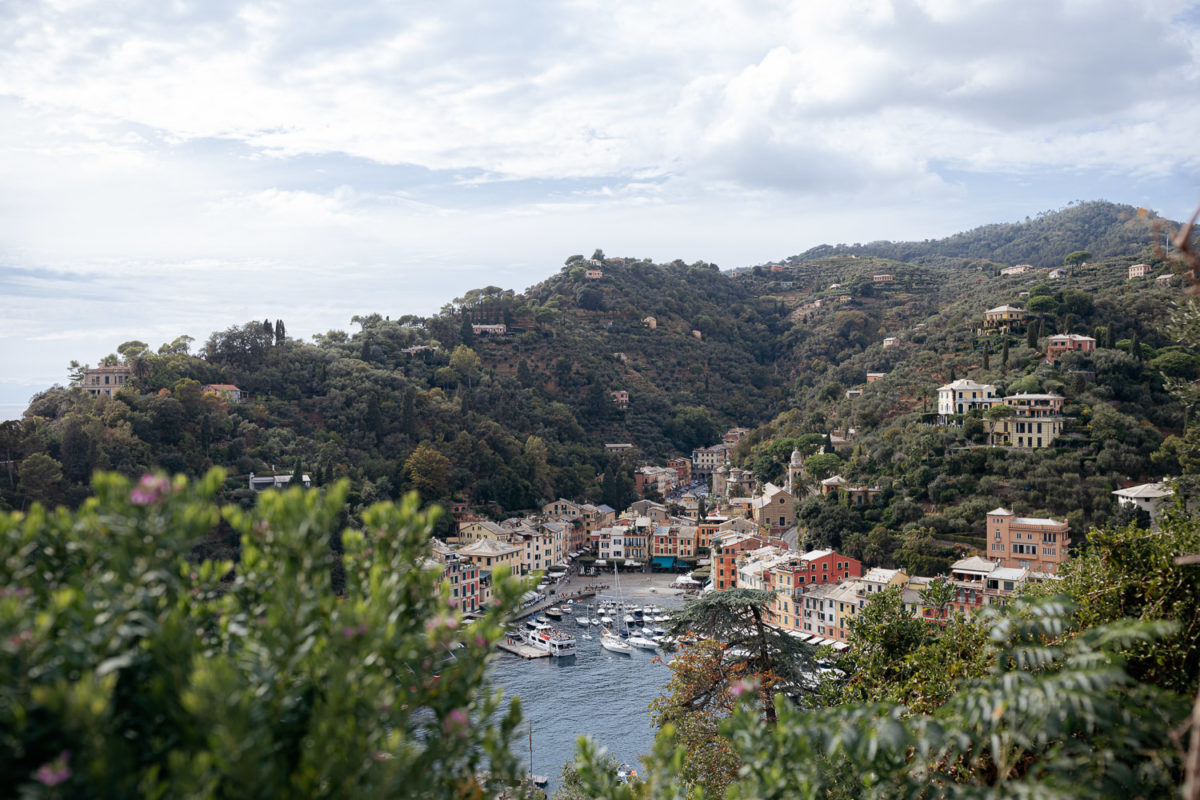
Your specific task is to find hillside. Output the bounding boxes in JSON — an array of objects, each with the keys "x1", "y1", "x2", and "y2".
[
  {"x1": 2, "y1": 202, "x2": 1195, "y2": 558},
  {"x1": 790, "y1": 201, "x2": 1188, "y2": 268}
]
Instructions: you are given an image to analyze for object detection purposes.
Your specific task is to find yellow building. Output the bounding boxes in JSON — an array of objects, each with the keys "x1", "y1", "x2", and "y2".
[{"x1": 983, "y1": 304, "x2": 1026, "y2": 331}]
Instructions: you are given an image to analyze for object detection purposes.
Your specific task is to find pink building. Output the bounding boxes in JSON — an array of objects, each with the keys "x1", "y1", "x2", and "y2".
[{"x1": 1044, "y1": 333, "x2": 1096, "y2": 361}]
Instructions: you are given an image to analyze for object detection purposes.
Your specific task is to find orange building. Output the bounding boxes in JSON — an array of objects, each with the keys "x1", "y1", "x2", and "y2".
[{"x1": 985, "y1": 508, "x2": 1069, "y2": 573}]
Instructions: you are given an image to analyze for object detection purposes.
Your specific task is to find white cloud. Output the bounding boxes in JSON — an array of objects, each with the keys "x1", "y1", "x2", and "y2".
[{"x1": 1, "y1": 0, "x2": 1199, "y2": 408}]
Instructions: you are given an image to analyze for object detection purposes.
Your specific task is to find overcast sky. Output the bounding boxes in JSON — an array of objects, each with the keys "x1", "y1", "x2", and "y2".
[{"x1": 2, "y1": 0, "x2": 1199, "y2": 412}]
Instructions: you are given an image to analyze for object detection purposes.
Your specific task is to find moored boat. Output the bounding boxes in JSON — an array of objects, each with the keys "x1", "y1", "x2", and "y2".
[{"x1": 520, "y1": 621, "x2": 576, "y2": 657}]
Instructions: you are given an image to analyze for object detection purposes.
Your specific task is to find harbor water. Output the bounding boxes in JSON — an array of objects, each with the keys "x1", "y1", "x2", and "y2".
[{"x1": 490, "y1": 590, "x2": 684, "y2": 793}]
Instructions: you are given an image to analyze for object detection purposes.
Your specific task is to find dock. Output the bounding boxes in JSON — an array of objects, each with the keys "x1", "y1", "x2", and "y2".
[
  {"x1": 497, "y1": 639, "x2": 550, "y2": 658},
  {"x1": 512, "y1": 589, "x2": 598, "y2": 622}
]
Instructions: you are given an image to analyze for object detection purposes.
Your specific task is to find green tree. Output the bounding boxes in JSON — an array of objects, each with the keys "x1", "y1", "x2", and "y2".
[
  {"x1": 449, "y1": 345, "x2": 481, "y2": 387},
  {"x1": 652, "y1": 589, "x2": 816, "y2": 795},
  {"x1": 1064, "y1": 249, "x2": 1092, "y2": 265},
  {"x1": 0, "y1": 471, "x2": 528, "y2": 797},
  {"x1": 17, "y1": 452, "x2": 62, "y2": 508},
  {"x1": 404, "y1": 442, "x2": 451, "y2": 502},
  {"x1": 802, "y1": 453, "x2": 841, "y2": 481},
  {"x1": 576, "y1": 600, "x2": 1186, "y2": 799},
  {"x1": 984, "y1": 403, "x2": 1014, "y2": 446}
]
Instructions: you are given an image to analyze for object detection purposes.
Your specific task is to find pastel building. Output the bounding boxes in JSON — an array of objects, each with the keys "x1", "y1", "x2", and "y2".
[
  {"x1": 1044, "y1": 334, "x2": 1096, "y2": 362},
  {"x1": 937, "y1": 379, "x2": 998, "y2": 420},
  {"x1": 985, "y1": 508, "x2": 1069, "y2": 573},
  {"x1": 78, "y1": 365, "x2": 132, "y2": 397}
]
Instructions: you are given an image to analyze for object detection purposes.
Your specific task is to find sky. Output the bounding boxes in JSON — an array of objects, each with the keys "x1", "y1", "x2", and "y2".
[{"x1": 2, "y1": 0, "x2": 1199, "y2": 412}]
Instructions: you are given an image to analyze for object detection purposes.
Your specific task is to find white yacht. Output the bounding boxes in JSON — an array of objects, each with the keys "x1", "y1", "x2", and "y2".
[
  {"x1": 601, "y1": 628, "x2": 633, "y2": 654},
  {"x1": 520, "y1": 621, "x2": 576, "y2": 657},
  {"x1": 627, "y1": 633, "x2": 658, "y2": 650}
]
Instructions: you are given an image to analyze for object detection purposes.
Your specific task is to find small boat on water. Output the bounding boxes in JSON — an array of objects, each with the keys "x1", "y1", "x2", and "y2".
[
  {"x1": 601, "y1": 628, "x2": 633, "y2": 654},
  {"x1": 627, "y1": 633, "x2": 658, "y2": 650},
  {"x1": 544, "y1": 607, "x2": 564, "y2": 619}
]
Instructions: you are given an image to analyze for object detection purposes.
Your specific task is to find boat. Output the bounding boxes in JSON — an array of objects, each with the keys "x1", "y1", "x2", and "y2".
[
  {"x1": 600, "y1": 562, "x2": 634, "y2": 655},
  {"x1": 627, "y1": 633, "x2": 658, "y2": 650},
  {"x1": 520, "y1": 621, "x2": 577, "y2": 657},
  {"x1": 600, "y1": 627, "x2": 633, "y2": 654},
  {"x1": 601, "y1": 614, "x2": 613, "y2": 625},
  {"x1": 544, "y1": 606, "x2": 564, "y2": 619}
]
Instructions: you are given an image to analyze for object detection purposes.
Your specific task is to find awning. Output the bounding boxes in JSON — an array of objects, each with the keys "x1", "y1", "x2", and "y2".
[
  {"x1": 832, "y1": 642, "x2": 850, "y2": 651},
  {"x1": 652, "y1": 556, "x2": 677, "y2": 569},
  {"x1": 787, "y1": 631, "x2": 808, "y2": 639},
  {"x1": 816, "y1": 638, "x2": 837, "y2": 646},
  {"x1": 595, "y1": 559, "x2": 607, "y2": 566}
]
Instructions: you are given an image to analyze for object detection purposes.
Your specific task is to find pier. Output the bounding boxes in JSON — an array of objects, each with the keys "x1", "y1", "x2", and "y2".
[{"x1": 511, "y1": 588, "x2": 599, "y2": 622}]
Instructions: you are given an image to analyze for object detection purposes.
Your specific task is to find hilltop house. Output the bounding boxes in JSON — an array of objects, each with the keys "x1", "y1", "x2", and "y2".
[
  {"x1": 1112, "y1": 482, "x2": 1174, "y2": 528},
  {"x1": 937, "y1": 379, "x2": 998, "y2": 421},
  {"x1": 819, "y1": 475, "x2": 882, "y2": 506},
  {"x1": 610, "y1": 390, "x2": 629, "y2": 410},
  {"x1": 1000, "y1": 264, "x2": 1032, "y2": 276},
  {"x1": 882, "y1": 337, "x2": 898, "y2": 348},
  {"x1": 1044, "y1": 333, "x2": 1096, "y2": 362},
  {"x1": 78, "y1": 365, "x2": 132, "y2": 397},
  {"x1": 471, "y1": 323, "x2": 506, "y2": 336},
  {"x1": 248, "y1": 472, "x2": 311, "y2": 492},
  {"x1": 982, "y1": 305, "x2": 1026, "y2": 332},
  {"x1": 991, "y1": 393, "x2": 1065, "y2": 448},
  {"x1": 201, "y1": 384, "x2": 245, "y2": 403},
  {"x1": 1129, "y1": 263, "x2": 1152, "y2": 278},
  {"x1": 873, "y1": 273, "x2": 894, "y2": 283}
]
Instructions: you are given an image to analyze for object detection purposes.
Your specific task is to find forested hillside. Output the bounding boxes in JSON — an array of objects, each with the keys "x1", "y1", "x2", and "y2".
[
  {"x1": 2, "y1": 202, "x2": 1194, "y2": 568},
  {"x1": 791, "y1": 200, "x2": 1190, "y2": 268}
]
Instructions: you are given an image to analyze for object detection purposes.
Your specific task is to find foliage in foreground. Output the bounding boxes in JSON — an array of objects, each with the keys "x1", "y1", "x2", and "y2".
[
  {"x1": 576, "y1": 599, "x2": 1189, "y2": 799},
  {"x1": 0, "y1": 470, "x2": 527, "y2": 799}
]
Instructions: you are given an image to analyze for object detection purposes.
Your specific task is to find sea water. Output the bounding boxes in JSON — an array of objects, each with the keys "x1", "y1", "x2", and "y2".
[{"x1": 490, "y1": 592, "x2": 683, "y2": 792}]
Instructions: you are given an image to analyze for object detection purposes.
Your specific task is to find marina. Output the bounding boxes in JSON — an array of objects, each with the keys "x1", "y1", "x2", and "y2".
[{"x1": 491, "y1": 575, "x2": 687, "y2": 794}]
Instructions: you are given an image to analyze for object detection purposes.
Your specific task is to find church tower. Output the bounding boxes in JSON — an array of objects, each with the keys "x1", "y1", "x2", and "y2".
[{"x1": 787, "y1": 449, "x2": 804, "y2": 494}]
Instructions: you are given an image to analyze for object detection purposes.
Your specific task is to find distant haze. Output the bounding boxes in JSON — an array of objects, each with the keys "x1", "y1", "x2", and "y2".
[{"x1": 2, "y1": 1, "x2": 1199, "y2": 407}]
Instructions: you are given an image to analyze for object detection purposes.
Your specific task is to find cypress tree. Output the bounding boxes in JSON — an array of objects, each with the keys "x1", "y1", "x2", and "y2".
[
  {"x1": 982, "y1": 340, "x2": 990, "y2": 370},
  {"x1": 1130, "y1": 330, "x2": 1143, "y2": 361},
  {"x1": 1026, "y1": 321, "x2": 1038, "y2": 349},
  {"x1": 1001, "y1": 337, "x2": 1009, "y2": 374}
]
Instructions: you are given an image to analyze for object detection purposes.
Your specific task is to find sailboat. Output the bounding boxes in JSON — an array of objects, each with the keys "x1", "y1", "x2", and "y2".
[
  {"x1": 575, "y1": 604, "x2": 591, "y2": 626},
  {"x1": 600, "y1": 563, "x2": 633, "y2": 655}
]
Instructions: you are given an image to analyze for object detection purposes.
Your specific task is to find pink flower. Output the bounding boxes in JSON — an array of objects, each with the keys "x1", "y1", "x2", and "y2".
[
  {"x1": 473, "y1": 635, "x2": 488, "y2": 647},
  {"x1": 729, "y1": 679, "x2": 758, "y2": 698},
  {"x1": 443, "y1": 708, "x2": 470, "y2": 736},
  {"x1": 35, "y1": 751, "x2": 71, "y2": 786},
  {"x1": 130, "y1": 474, "x2": 172, "y2": 506}
]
